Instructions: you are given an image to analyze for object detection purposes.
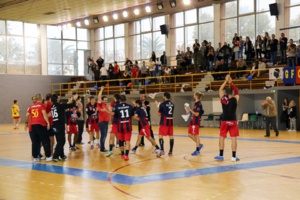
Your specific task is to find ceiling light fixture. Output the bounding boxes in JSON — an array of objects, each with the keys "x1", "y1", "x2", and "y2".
[
  {"x1": 157, "y1": 2, "x2": 164, "y2": 10},
  {"x1": 76, "y1": 21, "x2": 81, "y2": 27},
  {"x1": 170, "y1": 0, "x2": 176, "y2": 8},
  {"x1": 103, "y1": 15, "x2": 108, "y2": 22},
  {"x1": 93, "y1": 16, "x2": 99, "y2": 24},
  {"x1": 134, "y1": 8, "x2": 140, "y2": 15},
  {"x1": 145, "y1": 6, "x2": 151, "y2": 13},
  {"x1": 113, "y1": 13, "x2": 118, "y2": 20},
  {"x1": 123, "y1": 11, "x2": 128, "y2": 18},
  {"x1": 67, "y1": 23, "x2": 72, "y2": 29},
  {"x1": 183, "y1": 0, "x2": 191, "y2": 5},
  {"x1": 84, "y1": 19, "x2": 89, "y2": 25}
]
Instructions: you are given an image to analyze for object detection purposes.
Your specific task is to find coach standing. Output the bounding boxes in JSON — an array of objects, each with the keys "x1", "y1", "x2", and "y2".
[
  {"x1": 51, "y1": 94, "x2": 78, "y2": 162},
  {"x1": 25, "y1": 94, "x2": 51, "y2": 162},
  {"x1": 261, "y1": 96, "x2": 279, "y2": 137}
]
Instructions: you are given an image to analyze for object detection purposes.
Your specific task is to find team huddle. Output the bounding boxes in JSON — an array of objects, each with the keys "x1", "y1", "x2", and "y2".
[{"x1": 24, "y1": 74, "x2": 240, "y2": 162}]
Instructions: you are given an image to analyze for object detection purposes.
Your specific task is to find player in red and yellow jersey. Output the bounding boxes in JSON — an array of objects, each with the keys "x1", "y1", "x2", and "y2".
[{"x1": 12, "y1": 100, "x2": 21, "y2": 129}]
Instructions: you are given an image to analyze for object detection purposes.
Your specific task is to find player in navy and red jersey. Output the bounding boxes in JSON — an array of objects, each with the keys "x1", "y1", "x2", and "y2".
[
  {"x1": 155, "y1": 92, "x2": 175, "y2": 157},
  {"x1": 104, "y1": 93, "x2": 121, "y2": 157},
  {"x1": 185, "y1": 92, "x2": 204, "y2": 156},
  {"x1": 86, "y1": 96, "x2": 99, "y2": 149},
  {"x1": 66, "y1": 106, "x2": 81, "y2": 151},
  {"x1": 108, "y1": 95, "x2": 134, "y2": 160},
  {"x1": 131, "y1": 100, "x2": 160, "y2": 154},
  {"x1": 215, "y1": 74, "x2": 240, "y2": 162},
  {"x1": 45, "y1": 94, "x2": 55, "y2": 156}
]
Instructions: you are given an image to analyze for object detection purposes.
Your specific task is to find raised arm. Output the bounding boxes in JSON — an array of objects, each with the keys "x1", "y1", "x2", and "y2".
[
  {"x1": 97, "y1": 86, "x2": 104, "y2": 103},
  {"x1": 219, "y1": 74, "x2": 230, "y2": 98},
  {"x1": 228, "y1": 77, "x2": 239, "y2": 102}
]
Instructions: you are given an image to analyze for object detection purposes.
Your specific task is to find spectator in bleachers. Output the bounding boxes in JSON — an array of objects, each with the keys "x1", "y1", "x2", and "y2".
[
  {"x1": 244, "y1": 36, "x2": 253, "y2": 62},
  {"x1": 185, "y1": 47, "x2": 193, "y2": 66},
  {"x1": 131, "y1": 61, "x2": 139, "y2": 89},
  {"x1": 270, "y1": 34, "x2": 279, "y2": 66},
  {"x1": 255, "y1": 35, "x2": 263, "y2": 59},
  {"x1": 113, "y1": 61, "x2": 119, "y2": 80},
  {"x1": 287, "y1": 39, "x2": 297, "y2": 67},
  {"x1": 163, "y1": 66, "x2": 171, "y2": 83},
  {"x1": 96, "y1": 56, "x2": 104, "y2": 69},
  {"x1": 151, "y1": 51, "x2": 156, "y2": 62},
  {"x1": 88, "y1": 58, "x2": 96, "y2": 80},
  {"x1": 218, "y1": 59, "x2": 228, "y2": 80},
  {"x1": 239, "y1": 36, "x2": 245, "y2": 59},
  {"x1": 122, "y1": 68, "x2": 131, "y2": 86},
  {"x1": 236, "y1": 57, "x2": 247, "y2": 79},
  {"x1": 180, "y1": 51, "x2": 188, "y2": 70},
  {"x1": 248, "y1": 60, "x2": 258, "y2": 78},
  {"x1": 193, "y1": 39, "x2": 201, "y2": 72},
  {"x1": 176, "y1": 50, "x2": 182, "y2": 67},
  {"x1": 297, "y1": 39, "x2": 300, "y2": 65},
  {"x1": 279, "y1": 33, "x2": 288, "y2": 64},
  {"x1": 160, "y1": 51, "x2": 167, "y2": 67},
  {"x1": 108, "y1": 63, "x2": 114, "y2": 79},
  {"x1": 100, "y1": 64, "x2": 108, "y2": 86},
  {"x1": 140, "y1": 61, "x2": 148, "y2": 85},
  {"x1": 256, "y1": 59, "x2": 266, "y2": 78},
  {"x1": 200, "y1": 42, "x2": 207, "y2": 72},
  {"x1": 212, "y1": 60, "x2": 221, "y2": 80},
  {"x1": 93, "y1": 65, "x2": 100, "y2": 81},
  {"x1": 170, "y1": 66, "x2": 179, "y2": 83},
  {"x1": 125, "y1": 58, "x2": 133, "y2": 72},
  {"x1": 155, "y1": 58, "x2": 162, "y2": 83},
  {"x1": 207, "y1": 48, "x2": 215, "y2": 72},
  {"x1": 232, "y1": 33, "x2": 240, "y2": 61},
  {"x1": 263, "y1": 32, "x2": 271, "y2": 59}
]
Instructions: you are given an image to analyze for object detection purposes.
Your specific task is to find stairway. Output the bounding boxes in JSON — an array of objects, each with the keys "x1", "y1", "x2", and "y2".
[{"x1": 193, "y1": 73, "x2": 214, "y2": 92}]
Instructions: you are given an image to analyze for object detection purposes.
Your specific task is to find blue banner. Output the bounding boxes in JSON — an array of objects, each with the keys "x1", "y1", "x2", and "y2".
[{"x1": 283, "y1": 67, "x2": 296, "y2": 85}]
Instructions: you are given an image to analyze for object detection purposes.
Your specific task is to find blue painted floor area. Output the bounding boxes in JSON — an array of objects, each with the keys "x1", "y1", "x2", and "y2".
[{"x1": 1, "y1": 156, "x2": 300, "y2": 185}]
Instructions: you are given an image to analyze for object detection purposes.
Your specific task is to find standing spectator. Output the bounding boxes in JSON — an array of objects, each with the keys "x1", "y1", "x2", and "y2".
[
  {"x1": 93, "y1": 65, "x2": 100, "y2": 81},
  {"x1": 113, "y1": 61, "x2": 119, "y2": 80},
  {"x1": 122, "y1": 69, "x2": 131, "y2": 86},
  {"x1": 140, "y1": 61, "x2": 148, "y2": 85},
  {"x1": 149, "y1": 58, "x2": 156, "y2": 81},
  {"x1": 25, "y1": 94, "x2": 51, "y2": 162},
  {"x1": 96, "y1": 56, "x2": 104, "y2": 69},
  {"x1": 200, "y1": 42, "x2": 207, "y2": 72},
  {"x1": 185, "y1": 47, "x2": 193, "y2": 66},
  {"x1": 151, "y1": 51, "x2": 156, "y2": 62},
  {"x1": 155, "y1": 58, "x2": 162, "y2": 83},
  {"x1": 131, "y1": 61, "x2": 139, "y2": 89},
  {"x1": 193, "y1": 39, "x2": 201, "y2": 72},
  {"x1": 244, "y1": 36, "x2": 253, "y2": 62},
  {"x1": 125, "y1": 58, "x2": 133, "y2": 72},
  {"x1": 76, "y1": 96, "x2": 84, "y2": 144},
  {"x1": 176, "y1": 50, "x2": 182, "y2": 67},
  {"x1": 12, "y1": 100, "x2": 21, "y2": 129},
  {"x1": 232, "y1": 33, "x2": 240, "y2": 61},
  {"x1": 180, "y1": 51, "x2": 188, "y2": 70},
  {"x1": 239, "y1": 36, "x2": 245, "y2": 59},
  {"x1": 108, "y1": 63, "x2": 114, "y2": 79},
  {"x1": 160, "y1": 51, "x2": 167, "y2": 67},
  {"x1": 280, "y1": 98, "x2": 290, "y2": 130},
  {"x1": 219, "y1": 59, "x2": 229, "y2": 79},
  {"x1": 207, "y1": 48, "x2": 215, "y2": 72},
  {"x1": 100, "y1": 64, "x2": 108, "y2": 86},
  {"x1": 288, "y1": 100, "x2": 297, "y2": 131},
  {"x1": 88, "y1": 59, "x2": 96, "y2": 80},
  {"x1": 287, "y1": 39, "x2": 297, "y2": 67},
  {"x1": 263, "y1": 32, "x2": 271, "y2": 59},
  {"x1": 261, "y1": 96, "x2": 279, "y2": 137},
  {"x1": 255, "y1": 35, "x2": 263, "y2": 59},
  {"x1": 297, "y1": 39, "x2": 300, "y2": 65},
  {"x1": 270, "y1": 34, "x2": 279, "y2": 66},
  {"x1": 279, "y1": 33, "x2": 288, "y2": 64}
]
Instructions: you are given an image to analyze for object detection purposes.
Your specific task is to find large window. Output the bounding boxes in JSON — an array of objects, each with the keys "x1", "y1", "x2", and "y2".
[
  {"x1": 95, "y1": 24, "x2": 125, "y2": 65},
  {"x1": 221, "y1": 0, "x2": 275, "y2": 45},
  {"x1": 171, "y1": 6, "x2": 214, "y2": 56},
  {"x1": 286, "y1": 1, "x2": 300, "y2": 41},
  {"x1": 47, "y1": 26, "x2": 90, "y2": 75},
  {"x1": 0, "y1": 21, "x2": 40, "y2": 74},
  {"x1": 130, "y1": 16, "x2": 166, "y2": 61}
]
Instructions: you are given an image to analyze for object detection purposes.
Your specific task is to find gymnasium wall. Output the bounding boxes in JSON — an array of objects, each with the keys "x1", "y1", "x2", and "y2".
[{"x1": 0, "y1": 74, "x2": 73, "y2": 124}]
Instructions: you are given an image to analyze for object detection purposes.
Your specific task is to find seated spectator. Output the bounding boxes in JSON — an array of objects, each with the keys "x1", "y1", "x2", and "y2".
[
  {"x1": 257, "y1": 59, "x2": 266, "y2": 78},
  {"x1": 212, "y1": 60, "x2": 221, "y2": 80},
  {"x1": 140, "y1": 61, "x2": 148, "y2": 85},
  {"x1": 248, "y1": 61, "x2": 258, "y2": 78},
  {"x1": 122, "y1": 69, "x2": 131, "y2": 86},
  {"x1": 163, "y1": 66, "x2": 171, "y2": 83},
  {"x1": 218, "y1": 59, "x2": 229, "y2": 80},
  {"x1": 236, "y1": 57, "x2": 247, "y2": 79}
]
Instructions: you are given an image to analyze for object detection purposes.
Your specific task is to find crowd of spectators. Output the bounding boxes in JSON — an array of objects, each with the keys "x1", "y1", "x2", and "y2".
[{"x1": 87, "y1": 32, "x2": 300, "y2": 85}]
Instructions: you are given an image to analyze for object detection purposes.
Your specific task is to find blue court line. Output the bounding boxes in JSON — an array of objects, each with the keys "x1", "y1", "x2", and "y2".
[{"x1": 1, "y1": 156, "x2": 300, "y2": 185}]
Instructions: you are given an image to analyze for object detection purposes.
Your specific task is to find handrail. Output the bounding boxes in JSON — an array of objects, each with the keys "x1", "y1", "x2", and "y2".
[{"x1": 51, "y1": 67, "x2": 285, "y2": 96}]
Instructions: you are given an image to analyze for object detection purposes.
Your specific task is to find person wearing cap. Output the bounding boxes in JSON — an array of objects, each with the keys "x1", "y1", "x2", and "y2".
[{"x1": 261, "y1": 96, "x2": 279, "y2": 137}]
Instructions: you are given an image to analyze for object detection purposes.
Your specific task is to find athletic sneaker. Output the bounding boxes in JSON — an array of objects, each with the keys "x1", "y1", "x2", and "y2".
[
  {"x1": 52, "y1": 158, "x2": 62, "y2": 162},
  {"x1": 122, "y1": 155, "x2": 129, "y2": 161},
  {"x1": 199, "y1": 144, "x2": 204, "y2": 152},
  {"x1": 214, "y1": 155, "x2": 224, "y2": 161},
  {"x1": 131, "y1": 149, "x2": 136, "y2": 154},
  {"x1": 46, "y1": 157, "x2": 52, "y2": 162},
  {"x1": 115, "y1": 144, "x2": 119, "y2": 148},
  {"x1": 105, "y1": 151, "x2": 113, "y2": 157},
  {"x1": 231, "y1": 157, "x2": 240, "y2": 162},
  {"x1": 39, "y1": 155, "x2": 46, "y2": 160},
  {"x1": 33, "y1": 158, "x2": 39, "y2": 162},
  {"x1": 61, "y1": 155, "x2": 67, "y2": 160},
  {"x1": 168, "y1": 152, "x2": 173, "y2": 156},
  {"x1": 191, "y1": 150, "x2": 200, "y2": 156},
  {"x1": 96, "y1": 143, "x2": 100, "y2": 148},
  {"x1": 90, "y1": 145, "x2": 94, "y2": 149},
  {"x1": 154, "y1": 149, "x2": 161, "y2": 154}
]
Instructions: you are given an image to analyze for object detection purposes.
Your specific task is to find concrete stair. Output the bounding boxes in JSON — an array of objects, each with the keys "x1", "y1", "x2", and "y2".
[{"x1": 193, "y1": 73, "x2": 214, "y2": 92}]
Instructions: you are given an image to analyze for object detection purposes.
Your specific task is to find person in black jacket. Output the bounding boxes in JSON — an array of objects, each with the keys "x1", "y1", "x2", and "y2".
[
  {"x1": 288, "y1": 100, "x2": 297, "y2": 131},
  {"x1": 270, "y1": 34, "x2": 279, "y2": 65},
  {"x1": 244, "y1": 36, "x2": 253, "y2": 62},
  {"x1": 51, "y1": 94, "x2": 78, "y2": 162}
]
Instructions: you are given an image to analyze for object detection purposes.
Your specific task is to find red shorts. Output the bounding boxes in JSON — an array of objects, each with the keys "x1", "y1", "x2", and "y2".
[
  {"x1": 118, "y1": 132, "x2": 132, "y2": 141},
  {"x1": 220, "y1": 121, "x2": 239, "y2": 138},
  {"x1": 87, "y1": 123, "x2": 99, "y2": 132},
  {"x1": 139, "y1": 125, "x2": 151, "y2": 137},
  {"x1": 159, "y1": 125, "x2": 173, "y2": 136},
  {"x1": 110, "y1": 124, "x2": 118, "y2": 134},
  {"x1": 13, "y1": 116, "x2": 20, "y2": 119},
  {"x1": 188, "y1": 125, "x2": 200, "y2": 135},
  {"x1": 66, "y1": 125, "x2": 78, "y2": 134}
]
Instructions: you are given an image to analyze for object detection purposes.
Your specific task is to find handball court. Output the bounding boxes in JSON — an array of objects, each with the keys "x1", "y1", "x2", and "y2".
[{"x1": 0, "y1": 124, "x2": 299, "y2": 200}]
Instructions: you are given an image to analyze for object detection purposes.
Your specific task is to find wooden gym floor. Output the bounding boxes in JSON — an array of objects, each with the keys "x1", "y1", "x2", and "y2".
[{"x1": 0, "y1": 124, "x2": 300, "y2": 200}]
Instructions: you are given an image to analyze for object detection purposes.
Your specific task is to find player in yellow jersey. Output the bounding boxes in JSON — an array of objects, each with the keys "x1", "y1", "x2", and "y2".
[{"x1": 12, "y1": 100, "x2": 21, "y2": 129}]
